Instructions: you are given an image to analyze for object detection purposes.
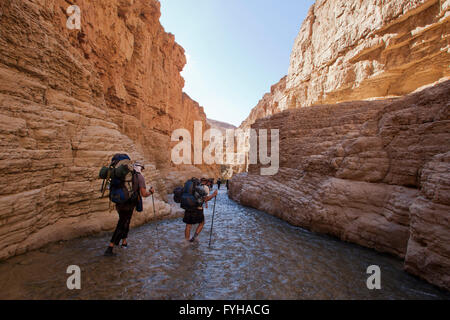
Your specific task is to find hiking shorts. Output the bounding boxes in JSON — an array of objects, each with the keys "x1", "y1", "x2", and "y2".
[{"x1": 183, "y1": 208, "x2": 204, "y2": 225}]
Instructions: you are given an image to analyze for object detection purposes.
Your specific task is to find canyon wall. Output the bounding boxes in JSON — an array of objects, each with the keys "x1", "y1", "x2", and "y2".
[
  {"x1": 232, "y1": 0, "x2": 450, "y2": 290},
  {"x1": 0, "y1": 0, "x2": 214, "y2": 260},
  {"x1": 241, "y1": 0, "x2": 450, "y2": 128},
  {"x1": 240, "y1": 76, "x2": 286, "y2": 129},
  {"x1": 230, "y1": 81, "x2": 450, "y2": 290},
  {"x1": 206, "y1": 118, "x2": 242, "y2": 179}
]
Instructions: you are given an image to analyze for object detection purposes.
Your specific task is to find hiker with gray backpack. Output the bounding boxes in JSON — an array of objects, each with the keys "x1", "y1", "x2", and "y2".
[
  {"x1": 174, "y1": 178, "x2": 218, "y2": 243},
  {"x1": 99, "y1": 154, "x2": 154, "y2": 256}
]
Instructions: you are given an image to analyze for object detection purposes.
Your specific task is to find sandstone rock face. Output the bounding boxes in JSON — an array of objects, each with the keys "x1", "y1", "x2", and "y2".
[
  {"x1": 405, "y1": 151, "x2": 450, "y2": 290},
  {"x1": 241, "y1": 0, "x2": 450, "y2": 128},
  {"x1": 207, "y1": 118, "x2": 237, "y2": 134},
  {"x1": 240, "y1": 77, "x2": 287, "y2": 129},
  {"x1": 0, "y1": 0, "x2": 215, "y2": 260},
  {"x1": 230, "y1": 81, "x2": 450, "y2": 290},
  {"x1": 206, "y1": 118, "x2": 242, "y2": 179}
]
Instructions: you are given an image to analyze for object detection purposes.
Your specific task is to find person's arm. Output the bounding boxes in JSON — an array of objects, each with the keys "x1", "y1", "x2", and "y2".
[
  {"x1": 140, "y1": 186, "x2": 154, "y2": 198},
  {"x1": 205, "y1": 187, "x2": 210, "y2": 208},
  {"x1": 204, "y1": 190, "x2": 218, "y2": 202}
]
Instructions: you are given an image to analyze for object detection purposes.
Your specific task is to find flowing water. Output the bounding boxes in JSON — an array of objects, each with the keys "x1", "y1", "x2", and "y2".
[{"x1": 0, "y1": 188, "x2": 448, "y2": 300}]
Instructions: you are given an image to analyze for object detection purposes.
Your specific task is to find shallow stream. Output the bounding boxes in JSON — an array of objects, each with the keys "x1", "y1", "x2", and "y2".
[{"x1": 0, "y1": 188, "x2": 448, "y2": 300}]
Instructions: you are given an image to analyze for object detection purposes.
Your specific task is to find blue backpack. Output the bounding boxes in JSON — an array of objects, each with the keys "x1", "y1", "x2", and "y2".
[{"x1": 99, "y1": 154, "x2": 137, "y2": 205}]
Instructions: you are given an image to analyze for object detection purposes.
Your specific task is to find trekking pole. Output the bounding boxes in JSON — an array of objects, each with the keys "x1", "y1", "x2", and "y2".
[
  {"x1": 152, "y1": 194, "x2": 159, "y2": 248},
  {"x1": 208, "y1": 195, "x2": 217, "y2": 247}
]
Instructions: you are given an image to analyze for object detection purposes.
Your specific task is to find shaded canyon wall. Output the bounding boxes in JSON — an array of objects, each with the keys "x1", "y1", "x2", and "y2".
[
  {"x1": 231, "y1": 0, "x2": 450, "y2": 290},
  {"x1": 230, "y1": 81, "x2": 450, "y2": 290},
  {"x1": 0, "y1": 0, "x2": 216, "y2": 260}
]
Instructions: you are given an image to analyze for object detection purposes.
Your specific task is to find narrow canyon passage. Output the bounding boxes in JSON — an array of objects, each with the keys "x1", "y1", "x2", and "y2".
[{"x1": 0, "y1": 188, "x2": 448, "y2": 300}]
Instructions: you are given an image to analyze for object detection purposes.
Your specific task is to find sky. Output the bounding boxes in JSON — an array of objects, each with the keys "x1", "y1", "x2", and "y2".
[{"x1": 160, "y1": 0, "x2": 315, "y2": 127}]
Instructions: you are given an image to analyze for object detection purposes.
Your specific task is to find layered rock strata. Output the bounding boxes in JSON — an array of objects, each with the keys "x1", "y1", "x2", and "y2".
[
  {"x1": 0, "y1": 0, "x2": 215, "y2": 259},
  {"x1": 242, "y1": 0, "x2": 450, "y2": 128},
  {"x1": 230, "y1": 81, "x2": 450, "y2": 290}
]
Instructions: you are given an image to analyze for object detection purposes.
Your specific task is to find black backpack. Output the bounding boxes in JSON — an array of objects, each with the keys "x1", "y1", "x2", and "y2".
[
  {"x1": 99, "y1": 154, "x2": 137, "y2": 205},
  {"x1": 173, "y1": 187, "x2": 183, "y2": 204},
  {"x1": 180, "y1": 178, "x2": 205, "y2": 210}
]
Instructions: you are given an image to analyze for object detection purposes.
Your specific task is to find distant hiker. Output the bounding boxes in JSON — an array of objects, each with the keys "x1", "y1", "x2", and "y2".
[
  {"x1": 201, "y1": 178, "x2": 210, "y2": 209},
  {"x1": 208, "y1": 178, "x2": 214, "y2": 190},
  {"x1": 226, "y1": 179, "x2": 229, "y2": 190},
  {"x1": 217, "y1": 178, "x2": 222, "y2": 190},
  {"x1": 103, "y1": 160, "x2": 154, "y2": 256},
  {"x1": 181, "y1": 178, "x2": 218, "y2": 243}
]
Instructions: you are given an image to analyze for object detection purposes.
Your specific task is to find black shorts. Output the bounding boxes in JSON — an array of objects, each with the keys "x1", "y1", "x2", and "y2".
[{"x1": 183, "y1": 208, "x2": 205, "y2": 225}]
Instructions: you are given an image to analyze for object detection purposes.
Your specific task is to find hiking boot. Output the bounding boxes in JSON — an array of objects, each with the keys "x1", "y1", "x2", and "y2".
[
  {"x1": 189, "y1": 234, "x2": 199, "y2": 243},
  {"x1": 121, "y1": 244, "x2": 128, "y2": 249},
  {"x1": 104, "y1": 247, "x2": 116, "y2": 257}
]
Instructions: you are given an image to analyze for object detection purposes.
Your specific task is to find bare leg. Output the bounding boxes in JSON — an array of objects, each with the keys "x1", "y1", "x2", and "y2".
[
  {"x1": 185, "y1": 224, "x2": 192, "y2": 240},
  {"x1": 190, "y1": 221, "x2": 205, "y2": 242},
  {"x1": 195, "y1": 221, "x2": 205, "y2": 236}
]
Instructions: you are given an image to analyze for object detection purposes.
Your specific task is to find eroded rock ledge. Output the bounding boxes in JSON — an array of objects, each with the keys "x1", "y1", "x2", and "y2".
[
  {"x1": 0, "y1": 0, "x2": 215, "y2": 260},
  {"x1": 229, "y1": 81, "x2": 450, "y2": 290},
  {"x1": 241, "y1": 0, "x2": 450, "y2": 128}
]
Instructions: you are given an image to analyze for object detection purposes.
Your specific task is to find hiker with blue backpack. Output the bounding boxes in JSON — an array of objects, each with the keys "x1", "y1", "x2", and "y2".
[{"x1": 99, "y1": 155, "x2": 154, "y2": 256}]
